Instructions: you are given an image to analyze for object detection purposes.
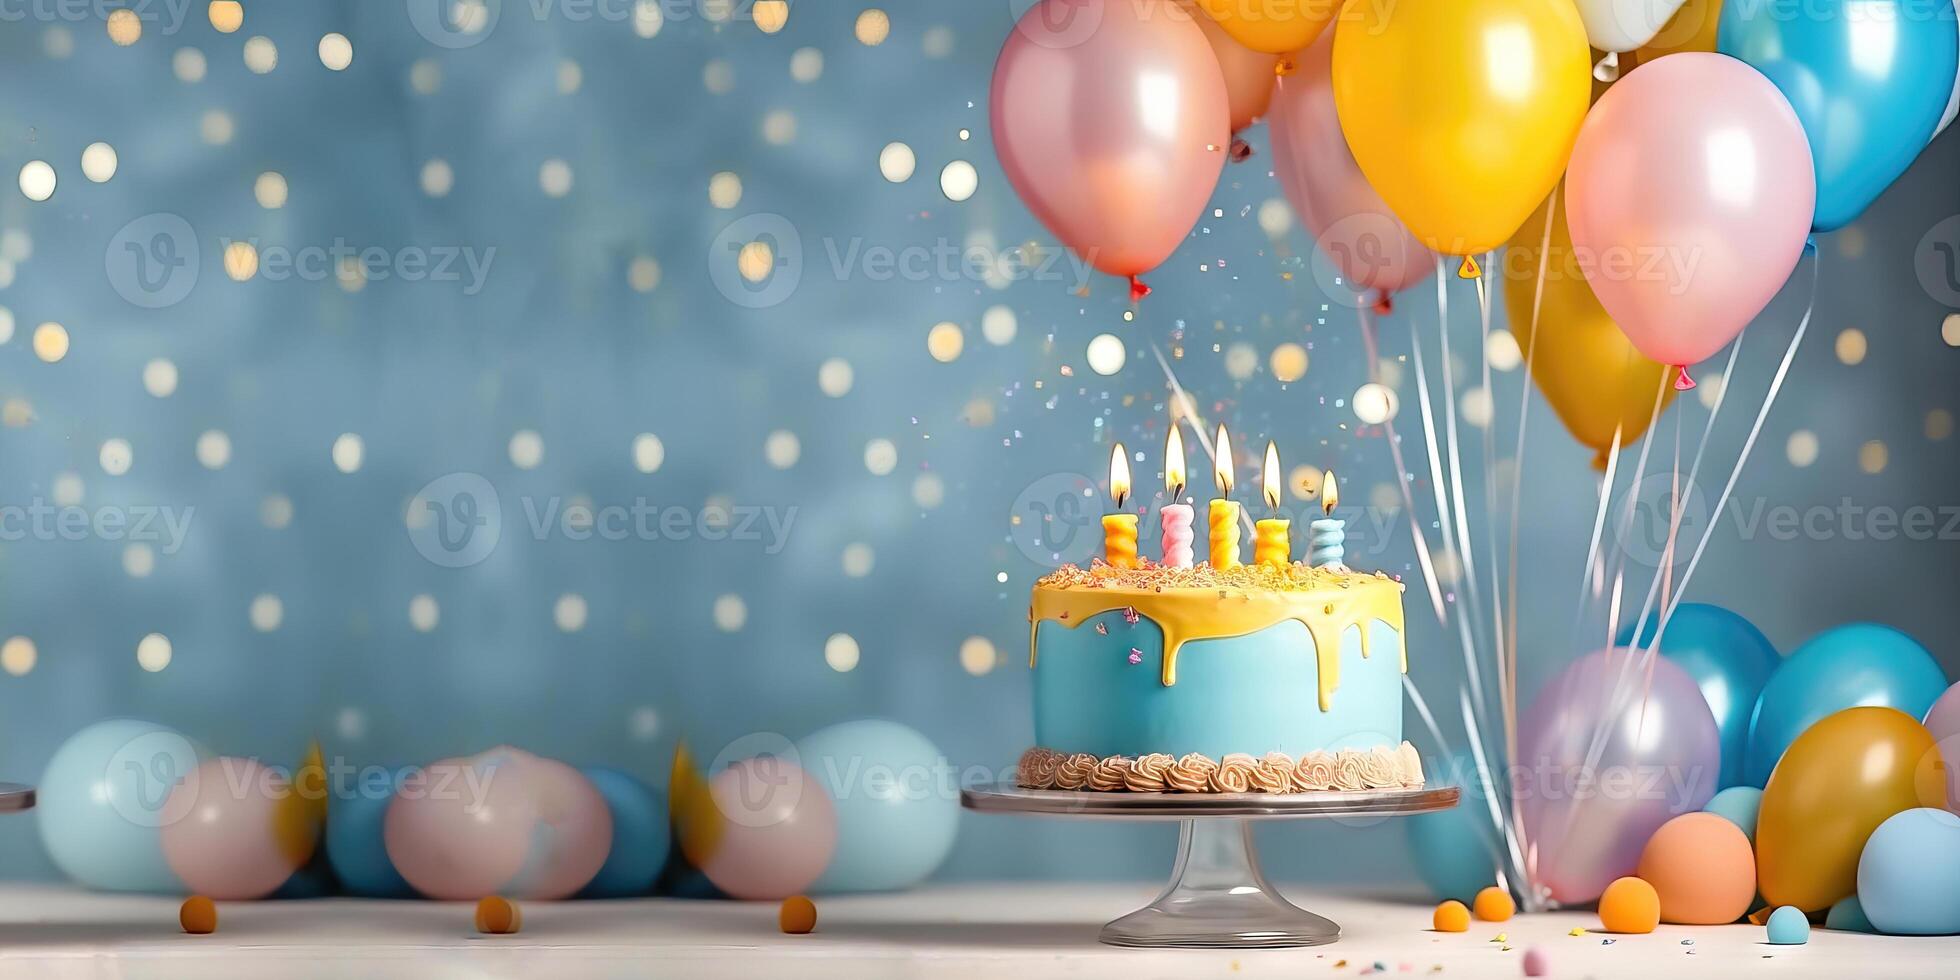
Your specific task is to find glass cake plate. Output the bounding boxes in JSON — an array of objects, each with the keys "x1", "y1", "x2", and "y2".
[
  {"x1": 963, "y1": 781, "x2": 1458, "y2": 949},
  {"x1": 0, "y1": 783, "x2": 35, "y2": 813}
]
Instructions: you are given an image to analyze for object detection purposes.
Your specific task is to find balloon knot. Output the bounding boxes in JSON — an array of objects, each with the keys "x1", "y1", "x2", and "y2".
[
  {"x1": 1274, "y1": 57, "x2": 1296, "y2": 77},
  {"x1": 1128, "y1": 275, "x2": 1151, "y2": 304},
  {"x1": 1371, "y1": 291, "x2": 1393, "y2": 316},
  {"x1": 1674, "y1": 367, "x2": 1696, "y2": 391},
  {"x1": 1803, "y1": 235, "x2": 1818, "y2": 255},
  {"x1": 1457, "y1": 255, "x2": 1482, "y2": 279},
  {"x1": 1228, "y1": 138, "x2": 1254, "y2": 164}
]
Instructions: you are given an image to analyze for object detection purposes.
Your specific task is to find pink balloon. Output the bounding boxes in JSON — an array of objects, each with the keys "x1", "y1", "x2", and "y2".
[
  {"x1": 1268, "y1": 30, "x2": 1433, "y2": 299},
  {"x1": 699, "y1": 757, "x2": 837, "y2": 901},
  {"x1": 1565, "y1": 53, "x2": 1814, "y2": 375},
  {"x1": 992, "y1": 0, "x2": 1230, "y2": 293},
  {"x1": 1518, "y1": 650, "x2": 1721, "y2": 906},
  {"x1": 385, "y1": 749, "x2": 540, "y2": 900},
  {"x1": 504, "y1": 753, "x2": 612, "y2": 900},
  {"x1": 161, "y1": 757, "x2": 314, "y2": 900},
  {"x1": 1191, "y1": 8, "x2": 1277, "y2": 134},
  {"x1": 1926, "y1": 682, "x2": 1960, "y2": 814}
]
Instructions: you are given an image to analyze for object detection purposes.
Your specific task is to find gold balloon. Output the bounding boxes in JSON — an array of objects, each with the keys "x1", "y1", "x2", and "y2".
[
  {"x1": 1332, "y1": 0, "x2": 1592, "y2": 255},
  {"x1": 1756, "y1": 707, "x2": 1947, "y2": 913},
  {"x1": 1503, "y1": 197, "x2": 1677, "y2": 468},
  {"x1": 671, "y1": 741, "x2": 726, "y2": 865},
  {"x1": 1194, "y1": 0, "x2": 1335, "y2": 55},
  {"x1": 1628, "y1": 0, "x2": 1723, "y2": 68}
]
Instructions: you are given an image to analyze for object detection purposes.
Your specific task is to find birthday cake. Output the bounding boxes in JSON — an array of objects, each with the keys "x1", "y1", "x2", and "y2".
[{"x1": 1016, "y1": 559, "x2": 1421, "y2": 794}]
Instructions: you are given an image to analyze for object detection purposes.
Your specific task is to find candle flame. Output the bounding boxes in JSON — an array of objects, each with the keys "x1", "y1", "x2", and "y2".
[
  {"x1": 1262, "y1": 441, "x2": 1281, "y2": 512},
  {"x1": 1164, "y1": 424, "x2": 1186, "y2": 499},
  {"x1": 1109, "y1": 443, "x2": 1131, "y2": 510},
  {"x1": 1321, "y1": 470, "x2": 1340, "y2": 514},
  {"x1": 1213, "y1": 424, "x2": 1233, "y2": 496}
]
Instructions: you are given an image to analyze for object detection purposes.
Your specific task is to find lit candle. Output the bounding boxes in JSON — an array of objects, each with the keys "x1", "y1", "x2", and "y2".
[
  {"x1": 1254, "y1": 441, "x2": 1291, "y2": 567},
  {"x1": 1208, "y1": 424, "x2": 1241, "y2": 570},
  {"x1": 1101, "y1": 443, "x2": 1138, "y2": 568},
  {"x1": 1159, "y1": 424, "x2": 1194, "y2": 568},
  {"x1": 1309, "y1": 470, "x2": 1346, "y2": 568}
]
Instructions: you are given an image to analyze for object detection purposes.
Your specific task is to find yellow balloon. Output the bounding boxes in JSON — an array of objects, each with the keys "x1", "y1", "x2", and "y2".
[
  {"x1": 1332, "y1": 0, "x2": 1592, "y2": 255},
  {"x1": 1193, "y1": 0, "x2": 1335, "y2": 55},
  {"x1": 1756, "y1": 707, "x2": 1947, "y2": 913},
  {"x1": 1504, "y1": 197, "x2": 1677, "y2": 468},
  {"x1": 671, "y1": 741, "x2": 726, "y2": 865}
]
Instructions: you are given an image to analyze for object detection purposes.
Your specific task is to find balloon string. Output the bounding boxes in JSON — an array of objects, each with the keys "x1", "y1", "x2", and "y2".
[
  {"x1": 1356, "y1": 304, "x2": 1447, "y2": 625},
  {"x1": 1645, "y1": 247, "x2": 1820, "y2": 654},
  {"x1": 1435, "y1": 256, "x2": 1489, "y2": 654},
  {"x1": 1415, "y1": 276, "x2": 1492, "y2": 747},
  {"x1": 1401, "y1": 675, "x2": 1512, "y2": 879}
]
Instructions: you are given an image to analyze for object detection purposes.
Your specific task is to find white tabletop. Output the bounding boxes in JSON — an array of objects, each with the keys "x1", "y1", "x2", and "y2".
[{"x1": 0, "y1": 882, "x2": 1950, "y2": 979}]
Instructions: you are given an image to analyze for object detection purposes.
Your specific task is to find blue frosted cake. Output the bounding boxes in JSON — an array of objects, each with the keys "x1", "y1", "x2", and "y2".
[{"x1": 1016, "y1": 560, "x2": 1422, "y2": 793}]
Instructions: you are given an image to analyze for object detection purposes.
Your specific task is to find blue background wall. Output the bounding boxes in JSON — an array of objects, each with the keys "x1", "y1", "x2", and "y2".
[{"x1": 1, "y1": 2, "x2": 1956, "y2": 886}]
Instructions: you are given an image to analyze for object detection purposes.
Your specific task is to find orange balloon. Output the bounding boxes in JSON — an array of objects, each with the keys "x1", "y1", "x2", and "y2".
[
  {"x1": 1433, "y1": 900, "x2": 1470, "y2": 932},
  {"x1": 1473, "y1": 886, "x2": 1515, "y2": 922},
  {"x1": 1598, "y1": 877, "x2": 1660, "y2": 934},
  {"x1": 1189, "y1": 4, "x2": 1278, "y2": 132},
  {"x1": 1757, "y1": 707, "x2": 1947, "y2": 912},
  {"x1": 1637, "y1": 813, "x2": 1755, "y2": 924},
  {"x1": 1193, "y1": 0, "x2": 1336, "y2": 55}
]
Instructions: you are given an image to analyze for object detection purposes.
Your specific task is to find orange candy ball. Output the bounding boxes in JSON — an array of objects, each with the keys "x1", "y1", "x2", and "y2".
[
  {"x1": 474, "y1": 896, "x2": 523, "y2": 935},
  {"x1": 1432, "y1": 900, "x2": 1471, "y2": 932},
  {"x1": 779, "y1": 895, "x2": 818, "y2": 934},
  {"x1": 1637, "y1": 812, "x2": 1756, "y2": 925},
  {"x1": 1598, "y1": 877, "x2": 1661, "y2": 934},
  {"x1": 179, "y1": 895, "x2": 217, "y2": 935},
  {"x1": 1473, "y1": 886, "x2": 1515, "y2": 922}
]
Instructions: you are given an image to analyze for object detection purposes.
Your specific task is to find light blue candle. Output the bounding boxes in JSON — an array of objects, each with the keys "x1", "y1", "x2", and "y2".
[{"x1": 1309, "y1": 471, "x2": 1345, "y2": 568}]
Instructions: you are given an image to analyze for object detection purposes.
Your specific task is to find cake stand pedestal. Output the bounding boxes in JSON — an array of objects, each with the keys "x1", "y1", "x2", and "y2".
[
  {"x1": 963, "y1": 782, "x2": 1457, "y2": 949},
  {"x1": 0, "y1": 783, "x2": 35, "y2": 813}
]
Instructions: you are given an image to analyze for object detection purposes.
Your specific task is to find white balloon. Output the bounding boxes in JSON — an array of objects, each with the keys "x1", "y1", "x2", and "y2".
[{"x1": 1573, "y1": 0, "x2": 1688, "y2": 53}]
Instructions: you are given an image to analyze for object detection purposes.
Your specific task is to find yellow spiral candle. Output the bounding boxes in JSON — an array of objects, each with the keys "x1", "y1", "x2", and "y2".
[
  {"x1": 1208, "y1": 499, "x2": 1241, "y2": 569},
  {"x1": 1102, "y1": 514, "x2": 1139, "y2": 568},
  {"x1": 1102, "y1": 443, "x2": 1137, "y2": 568},
  {"x1": 1254, "y1": 518, "x2": 1290, "y2": 566}
]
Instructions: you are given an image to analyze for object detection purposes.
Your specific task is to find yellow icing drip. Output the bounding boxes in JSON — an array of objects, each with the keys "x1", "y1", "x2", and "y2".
[{"x1": 1027, "y1": 565, "x2": 1405, "y2": 711}]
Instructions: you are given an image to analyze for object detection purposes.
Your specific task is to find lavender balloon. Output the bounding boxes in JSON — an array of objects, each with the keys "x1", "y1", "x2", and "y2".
[
  {"x1": 1519, "y1": 649, "x2": 1721, "y2": 906},
  {"x1": 1926, "y1": 682, "x2": 1960, "y2": 813}
]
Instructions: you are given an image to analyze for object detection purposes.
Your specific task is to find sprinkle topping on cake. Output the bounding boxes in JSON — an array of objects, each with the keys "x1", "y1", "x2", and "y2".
[{"x1": 1038, "y1": 558, "x2": 1399, "y2": 594}]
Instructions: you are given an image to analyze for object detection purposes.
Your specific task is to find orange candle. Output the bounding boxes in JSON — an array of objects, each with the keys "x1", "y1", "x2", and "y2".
[
  {"x1": 1102, "y1": 443, "x2": 1137, "y2": 568},
  {"x1": 1208, "y1": 424, "x2": 1240, "y2": 569},
  {"x1": 1254, "y1": 441, "x2": 1290, "y2": 566}
]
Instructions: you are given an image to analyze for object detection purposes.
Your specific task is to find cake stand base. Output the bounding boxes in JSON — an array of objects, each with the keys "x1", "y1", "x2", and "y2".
[
  {"x1": 963, "y1": 782, "x2": 1457, "y2": 949},
  {"x1": 1099, "y1": 817, "x2": 1337, "y2": 948}
]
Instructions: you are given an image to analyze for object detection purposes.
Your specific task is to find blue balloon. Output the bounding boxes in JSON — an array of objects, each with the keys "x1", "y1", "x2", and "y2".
[
  {"x1": 793, "y1": 720, "x2": 959, "y2": 893},
  {"x1": 1766, "y1": 905, "x2": 1811, "y2": 944},
  {"x1": 1704, "y1": 786, "x2": 1764, "y2": 841},
  {"x1": 579, "y1": 767, "x2": 669, "y2": 898},
  {"x1": 1405, "y1": 811, "x2": 1500, "y2": 903},
  {"x1": 1744, "y1": 623, "x2": 1948, "y2": 786},
  {"x1": 1857, "y1": 808, "x2": 1960, "y2": 935},
  {"x1": 1826, "y1": 895, "x2": 1875, "y2": 933},
  {"x1": 1620, "y1": 603, "x2": 1781, "y2": 788},
  {"x1": 1719, "y1": 0, "x2": 1959, "y2": 230},
  {"x1": 37, "y1": 719, "x2": 204, "y2": 893},
  {"x1": 325, "y1": 765, "x2": 415, "y2": 897}
]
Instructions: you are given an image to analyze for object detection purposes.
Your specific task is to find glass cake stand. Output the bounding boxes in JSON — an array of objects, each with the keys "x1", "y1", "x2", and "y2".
[
  {"x1": 963, "y1": 781, "x2": 1458, "y2": 949},
  {"x1": 0, "y1": 783, "x2": 34, "y2": 813}
]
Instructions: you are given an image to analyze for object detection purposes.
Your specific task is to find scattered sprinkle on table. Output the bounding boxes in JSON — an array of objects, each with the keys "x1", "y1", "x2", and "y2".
[
  {"x1": 179, "y1": 896, "x2": 217, "y2": 935},
  {"x1": 779, "y1": 895, "x2": 818, "y2": 934},
  {"x1": 1567, "y1": 928, "x2": 1585, "y2": 936},
  {"x1": 1521, "y1": 947, "x2": 1549, "y2": 977},
  {"x1": 474, "y1": 896, "x2": 522, "y2": 935},
  {"x1": 1473, "y1": 887, "x2": 1516, "y2": 922},
  {"x1": 1433, "y1": 900, "x2": 1470, "y2": 932},
  {"x1": 1490, "y1": 933, "x2": 1506, "y2": 943}
]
